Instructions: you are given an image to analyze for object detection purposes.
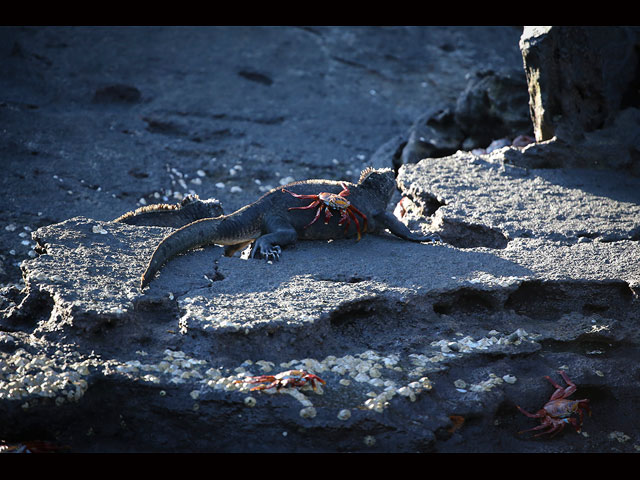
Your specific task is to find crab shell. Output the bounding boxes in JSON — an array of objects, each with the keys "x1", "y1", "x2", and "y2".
[{"x1": 317, "y1": 191, "x2": 350, "y2": 210}]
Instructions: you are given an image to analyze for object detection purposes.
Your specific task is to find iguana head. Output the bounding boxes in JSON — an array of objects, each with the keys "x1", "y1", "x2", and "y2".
[{"x1": 358, "y1": 167, "x2": 396, "y2": 202}]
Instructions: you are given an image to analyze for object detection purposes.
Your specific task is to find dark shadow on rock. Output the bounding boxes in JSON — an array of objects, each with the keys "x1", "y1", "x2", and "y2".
[
  {"x1": 92, "y1": 84, "x2": 142, "y2": 104},
  {"x1": 506, "y1": 149, "x2": 640, "y2": 206}
]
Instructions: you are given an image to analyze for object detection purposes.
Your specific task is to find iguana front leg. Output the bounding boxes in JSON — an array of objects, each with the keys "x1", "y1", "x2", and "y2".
[
  {"x1": 375, "y1": 211, "x2": 440, "y2": 243},
  {"x1": 250, "y1": 216, "x2": 298, "y2": 261}
]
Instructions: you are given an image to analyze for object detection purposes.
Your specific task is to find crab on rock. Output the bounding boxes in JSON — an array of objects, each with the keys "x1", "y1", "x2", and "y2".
[
  {"x1": 281, "y1": 182, "x2": 368, "y2": 240},
  {"x1": 239, "y1": 370, "x2": 326, "y2": 392},
  {"x1": 517, "y1": 370, "x2": 591, "y2": 438}
]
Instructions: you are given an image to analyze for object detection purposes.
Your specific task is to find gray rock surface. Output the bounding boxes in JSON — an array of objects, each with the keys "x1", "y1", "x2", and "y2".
[
  {"x1": 2, "y1": 26, "x2": 640, "y2": 453},
  {"x1": 516, "y1": 26, "x2": 640, "y2": 175}
]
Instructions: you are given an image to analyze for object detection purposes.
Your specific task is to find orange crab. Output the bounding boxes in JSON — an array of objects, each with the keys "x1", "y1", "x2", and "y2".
[
  {"x1": 281, "y1": 183, "x2": 368, "y2": 240},
  {"x1": 238, "y1": 369, "x2": 326, "y2": 392},
  {"x1": 517, "y1": 370, "x2": 591, "y2": 438}
]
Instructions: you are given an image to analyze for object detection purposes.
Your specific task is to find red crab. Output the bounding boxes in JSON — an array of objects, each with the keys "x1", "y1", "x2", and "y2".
[
  {"x1": 517, "y1": 370, "x2": 591, "y2": 438},
  {"x1": 0, "y1": 440, "x2": 70, "y2": 453},
  {"x1": 238, "y1": 369, "x2": 326, "y2": 392},
  {"x1": 281, "y1": 183, "x2": 368, "y2": 240}
]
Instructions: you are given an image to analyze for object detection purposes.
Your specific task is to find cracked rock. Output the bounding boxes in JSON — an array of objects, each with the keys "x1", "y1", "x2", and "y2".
[{"x1": 3, "y1": 26, "x2": 640, "y2": 453}]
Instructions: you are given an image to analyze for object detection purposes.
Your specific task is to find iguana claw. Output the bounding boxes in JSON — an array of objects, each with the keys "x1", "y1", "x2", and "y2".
[
  {"x1": 264, "y1": 245, "x2": 281, "y2": 262},
  {"x1": 250, "y1": 243, "x2": 281, "y2": 261}
]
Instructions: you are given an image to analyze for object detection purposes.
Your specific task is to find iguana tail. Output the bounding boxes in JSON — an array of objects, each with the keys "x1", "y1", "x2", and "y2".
[{"x1": 140, "y1": 213, "x2": 261, "y2": 290}]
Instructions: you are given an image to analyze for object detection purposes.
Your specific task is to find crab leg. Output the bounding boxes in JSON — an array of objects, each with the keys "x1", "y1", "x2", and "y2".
[
  {"x1": 304, "y1": 205, "x2": 324, "y2": 229},
  {"x1": 546, "y1": 371, "x2": 577, "y2": 400},
  {"x1": 518, "y1": 423, "x2": 553, "y2": 435},
  {"x1": 544, "y1": 423, "x2": 565, "y2": 438},
  {"x1": 516, "y1": 406, "x2": 544, "y2": 418},
  {"x1": 324, "y1": 206, "x2": 333, "y2": 224},
  {"x1": 281, "y1": 188, "x2": 321, "y2": 200},
  {"x1": 251, "y1": 383, "x2": 276, "y2": 391},
  {"x1": 243, "y1": 375, "x2": 275, "y2": 383},
  {"x1": 347, "y1": 209, "x2": 362, "y2": 240},
  {"x1": 288, "y1": 199, "x2": 321, "y2": 211},
  {"x1": 348, "y1": 204, "x2": 368, "y2": 233},
  {"x1": 338, "y1": 211, "x2": 351, "y2": 230},
  {"x1": 545, "y1": 380, "x2": 575, "y2": 401}
]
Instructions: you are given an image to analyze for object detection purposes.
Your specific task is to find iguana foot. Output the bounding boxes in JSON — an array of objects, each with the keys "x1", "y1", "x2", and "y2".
[
  {"x1": 417, "y1": 232, "x2": 441, "y2": 243},
  {"x1": 250, "y1": 243, "x2": 282, "y2": 261}
]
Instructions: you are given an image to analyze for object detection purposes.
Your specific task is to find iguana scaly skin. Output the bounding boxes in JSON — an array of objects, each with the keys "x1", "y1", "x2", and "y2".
[
  {"x1": 114, "y1": 194, "x2": 224, "y2": 228},
  {"x1": 120, "y1": 168, "x2": 437, "y2": 290}
]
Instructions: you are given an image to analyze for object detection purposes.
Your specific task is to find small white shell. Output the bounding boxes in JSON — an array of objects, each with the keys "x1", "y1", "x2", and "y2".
[
  {"x1": 299, "y1": 406, "x2": 317, "y2": 419},
  {"x1": 454, "y1": 379, "x2": 467, "y2": 389},
  {"x1": 337, "y1": 409, "x2": 351, "y2": 421},
  {"x1": 363, "y1": 435, "x2": 376, "y2": 446}
]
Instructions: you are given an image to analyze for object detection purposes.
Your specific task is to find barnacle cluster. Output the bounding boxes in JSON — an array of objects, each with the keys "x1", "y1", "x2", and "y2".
[
  {"x1": 431, "y1": 328, "x2": 532, "y2": 354},
  {"x1": 454, "y1": 373, "x2": 515, "y2": 394},
  {"x1": 1, "y1": 325, "x2": 533, "y2": 420},
  {"x1": 112, "y1": 349, "x2": 208, "y2": 384},
  {"x1": 0, "y1": 339, "x2": 98, "y2": 406}
]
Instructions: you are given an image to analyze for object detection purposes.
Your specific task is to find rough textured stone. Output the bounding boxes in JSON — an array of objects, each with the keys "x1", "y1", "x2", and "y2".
[
  {"x1": 3, "y1": 148, "x2": 639, "y2": 452},
  {"x1": 454, "y1": 68, "x2": 532, "y2": 148},
  {"x1": 399, "y1": 69, "x2": 532, "y2": 165},
  {"x1": 400, "y1": 106, "x2": 464, "y2": 164},
  {"x1": 397, "y1": 151, "x2": 640, "y2": 247},
  {"x1": 2, "y1": 26, "x2": 640, "y2": 453},
  {"x1": 520, "y1": 26, "x2": 640, "y2": 142},
  {"x1": 516, "y1": 26, "x2": 640, "y2": 176}
]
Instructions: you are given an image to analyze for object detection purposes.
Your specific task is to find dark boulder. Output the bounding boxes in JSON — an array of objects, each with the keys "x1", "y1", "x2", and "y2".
[
  {"x1": 454, "y1": 68, "x2": 532, "y2": 149},
  {"x1": 520, "y1": 26, "x2": 640, "y2": 142}
]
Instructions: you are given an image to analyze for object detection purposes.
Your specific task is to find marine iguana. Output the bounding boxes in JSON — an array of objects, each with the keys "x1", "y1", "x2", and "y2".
[
  {"x1": 114, "y1": 194, "x2": 224, "y2": 228},
  {"x1": 116, "y1": 168, "x2": 437, "y2": 290}
]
